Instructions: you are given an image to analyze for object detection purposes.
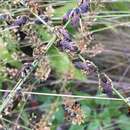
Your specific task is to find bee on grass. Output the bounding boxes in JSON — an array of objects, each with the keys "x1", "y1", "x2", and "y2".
[{"x1": 19, "y1": 63, "x2": 33, "y2": 79}]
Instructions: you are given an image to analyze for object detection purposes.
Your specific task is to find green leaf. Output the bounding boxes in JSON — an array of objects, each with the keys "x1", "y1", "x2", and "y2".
[
  {"x1": 54, "y1": 0, "x2": 77, "y2": 17},
  {"x1": 48, "y1": 47, "x2": 70, "y2": 74},
  {"x1": 48, "y1": 47, "x2": 85, "y2": 80},
  {"x1": 69, "y1": 124, "x2": 84, "y2": 130},
  {"x1": 53, "y1": 106, "x2": 64, "y2": 123},
  {"x1": 87, "y1": 120, "x2": 100, "y2": 130},
  {"x1": 118, "y1": 115, "x2": 130, "y2": 130}
]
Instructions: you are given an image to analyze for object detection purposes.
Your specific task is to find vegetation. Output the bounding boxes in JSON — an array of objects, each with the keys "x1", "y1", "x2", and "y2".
[{"x1": 0, "y1": 0, "x2": 130, "y2": 130}]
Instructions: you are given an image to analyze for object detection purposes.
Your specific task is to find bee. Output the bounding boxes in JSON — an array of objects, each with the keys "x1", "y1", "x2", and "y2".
[{"x1": 19, "y1": 63, "x2": 33, "y2": 79}]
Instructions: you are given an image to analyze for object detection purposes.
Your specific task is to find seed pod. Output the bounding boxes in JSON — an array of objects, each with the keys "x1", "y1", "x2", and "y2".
[
  {"x1": 24, "y1": 0, "x2": 43, "y2": 15},
  {"x1": 35, "y1": 58, "x2": 51, "y2": 81},
  {"x1": 62, "y1": 98, "x2": 84, "y2": 125},
  {"x1": 100, "y1": 73, "x2": 113, "y2": 97},
  {"x1": 45, "y1": 5, "x2": 55, "y2": 17},
  {"x1": 33, "y1": 44, "x2": 47, "y2": 59}
]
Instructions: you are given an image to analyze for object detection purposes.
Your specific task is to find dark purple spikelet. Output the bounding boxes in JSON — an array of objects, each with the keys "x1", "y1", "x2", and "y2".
[
  {"x1": 63, "y1": 9, "x2": 73, "y2": 23},
  {"x1": 63, "y1": 0, "x2": 89, "y2": 27},
  {"x1": 71, "y1": 8, "x2": 81, "y2": 27},
  {"x1": 63, "y1": 8, "x2": 81, "y2": 28},
  {"x1": 58, "y1": 39, "x2": 78, "y2": 52},
  {"x1": 11, "y1": 16, "x2": 28, "y2": 27},
  {"x1": 58, "y1": 27, "x2": 71, "y2": 40},
  {"x1": 55, "y1": 26, "x2": 79, "y2": 52},
  {"x1": 100, "y1": 73, "x2": 113, "y2": 97},
  {"x1": 74, "y1": 60, "x2": 97, "y2": 75},
  {"x1": 78, "y1": 0, "x2": 89, "y2": 13}
]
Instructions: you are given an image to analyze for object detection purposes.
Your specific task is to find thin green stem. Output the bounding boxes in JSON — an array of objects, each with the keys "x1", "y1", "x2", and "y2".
[
  {"x1": 91, "y1": 22, "x2": 130, "y2": 33},
  {"x1": 0, "y1": 89, "x2": 124, "y2": 101}
]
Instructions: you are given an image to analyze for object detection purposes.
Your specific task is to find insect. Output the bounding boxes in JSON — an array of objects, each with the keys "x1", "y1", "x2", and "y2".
[{"x1": 19, "y1": 63, "x2": 33, "y2": 79}]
